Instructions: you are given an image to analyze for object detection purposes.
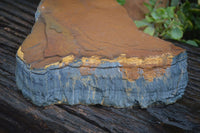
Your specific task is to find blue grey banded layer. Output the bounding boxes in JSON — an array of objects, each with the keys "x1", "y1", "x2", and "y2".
[{"x1": 15, "y1": 51, "x2": 188, "y2": 108}]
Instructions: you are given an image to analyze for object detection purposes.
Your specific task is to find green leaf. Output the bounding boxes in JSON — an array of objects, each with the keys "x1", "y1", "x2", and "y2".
[
  {"x1": 194, "y1": 17, "x2": 200, "y2": 30},
  {"x1": 185, "y1": 20, "x2": 193, "y2": 31},
  {"x1": 177, "y1": 10, "x2": 187, "y2": 24},
  {"x1": 149, "y1": 0, "x2": 157, "y2": 6},
  {"x1": 134, "y1": 20, "x2": 149, "y2": 28},
  {"x1": 150, "y1": 8, "x2": 168, "y2": 20},
  {"x1": 194, "y1": 39, "x2": 200, "y2": 45},
  {"x1": 164, "y1": 20, "x2": 171, "y2": 25},
  {"x1": 151, "y1": 11, "x2": 160, "y2": 20},
  {"x1": 145, "y1": 15, "x2": 154, "y2": 22},
  {"x1": 117, "y1": 0, "x2": 126, "y2": 5},
  {"x1": 180, "y1": 1, "x2": 190, "y2": 14},
  {"x1": 169, "y1": 27, "x2": 183, "y2": 40},
  {"x1": 171, "y1": 20, "x2": 183, "y2": 29},
  {"x1": 164, "y1": 23, "x2": 168, "y2": 28},
  {"x1": 166, "y1": 7, "x2": 175, "y2": 18},
  {"x1": 171, "y1": 0, "x2": 180, "y2": 7},
  {"x1": 144, "y1": 26, "x2": 155, "y2": 36},
  {"x1": 156, "y1": 8, "x2": 168, "y2": 19},
  {"x1": 144, "y1": 3, "x2": 153, "y2": 12},
  {"x1": 189, "y1": 8, "x2": 200, "y2": 13},
  {"x1": 186, "y1": 40, "x2": 199, "y2": 47},
  {"x1": 154, "y1": 19, "x2": 164, "y2": 23}
]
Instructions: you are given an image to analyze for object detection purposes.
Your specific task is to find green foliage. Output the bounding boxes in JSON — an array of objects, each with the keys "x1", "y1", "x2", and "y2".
[
  {"x1": 134, "y1": 0, "x2": 200, "y2": 47},
  {"x1": 144, "y1": 26, "x2": 155, "y2": 36},
  {"x1": 178, "y1": 1, "x2": 200, "y2": 47},
  {"x1": 170, "y1": 0, "x2": 180, "y2": 7},
  {"x1": 185, "y1": 40, "x2": 199, "y2": 47},
  {"x1": 117, "y1": 0, "x2": 126, "y2": 5},
  {"x1": 134, "y1": 1, "x2": 183, "y2": 40},
  {"x1": 180, "y1": 1, "x2": 200, "y2": 32}
]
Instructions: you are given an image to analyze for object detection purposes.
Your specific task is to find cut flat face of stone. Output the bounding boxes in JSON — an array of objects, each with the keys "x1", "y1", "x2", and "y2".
[{"x1": 16, "y1": 0, "x2": 188, "y2": 108}]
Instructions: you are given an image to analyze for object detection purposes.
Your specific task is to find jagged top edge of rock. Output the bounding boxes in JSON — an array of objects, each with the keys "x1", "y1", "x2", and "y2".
[{"x1": 17, "y1": 0, "x2": 185, "y2": 69}]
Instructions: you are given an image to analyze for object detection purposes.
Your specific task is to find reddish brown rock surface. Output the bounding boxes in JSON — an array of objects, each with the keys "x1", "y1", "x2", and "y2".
[
  {"x1": 124, "y1": 0, "x2": 149, "y2": 20},
  {"x1": 18, "y1": 0, "x2": 184, "y2": 70}
]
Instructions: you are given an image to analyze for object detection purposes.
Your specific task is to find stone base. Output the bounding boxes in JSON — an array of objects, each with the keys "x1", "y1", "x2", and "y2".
[{"x1": 16, "y1": 51, "x2": 188, "y2": 108}]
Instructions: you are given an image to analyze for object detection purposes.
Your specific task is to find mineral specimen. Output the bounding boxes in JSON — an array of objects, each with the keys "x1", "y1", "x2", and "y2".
[{"x1": 16, "y1": 0, "x2": 188, "y2": 108}]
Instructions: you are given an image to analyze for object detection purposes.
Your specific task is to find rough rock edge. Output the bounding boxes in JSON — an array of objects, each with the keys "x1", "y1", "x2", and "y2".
[{"x1": 15, "y1": 51, "x2": 188, "y2": 108}]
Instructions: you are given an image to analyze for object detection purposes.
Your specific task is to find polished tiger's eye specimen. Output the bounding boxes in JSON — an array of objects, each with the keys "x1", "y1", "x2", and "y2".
[{"x1": 16, "y1": 0, "x2": 188, "y2": 108}]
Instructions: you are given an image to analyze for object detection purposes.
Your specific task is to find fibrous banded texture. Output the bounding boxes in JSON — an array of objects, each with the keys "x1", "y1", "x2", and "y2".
[{"x1": 16, "y1": 0, "x2": 188, "y2": 108}]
